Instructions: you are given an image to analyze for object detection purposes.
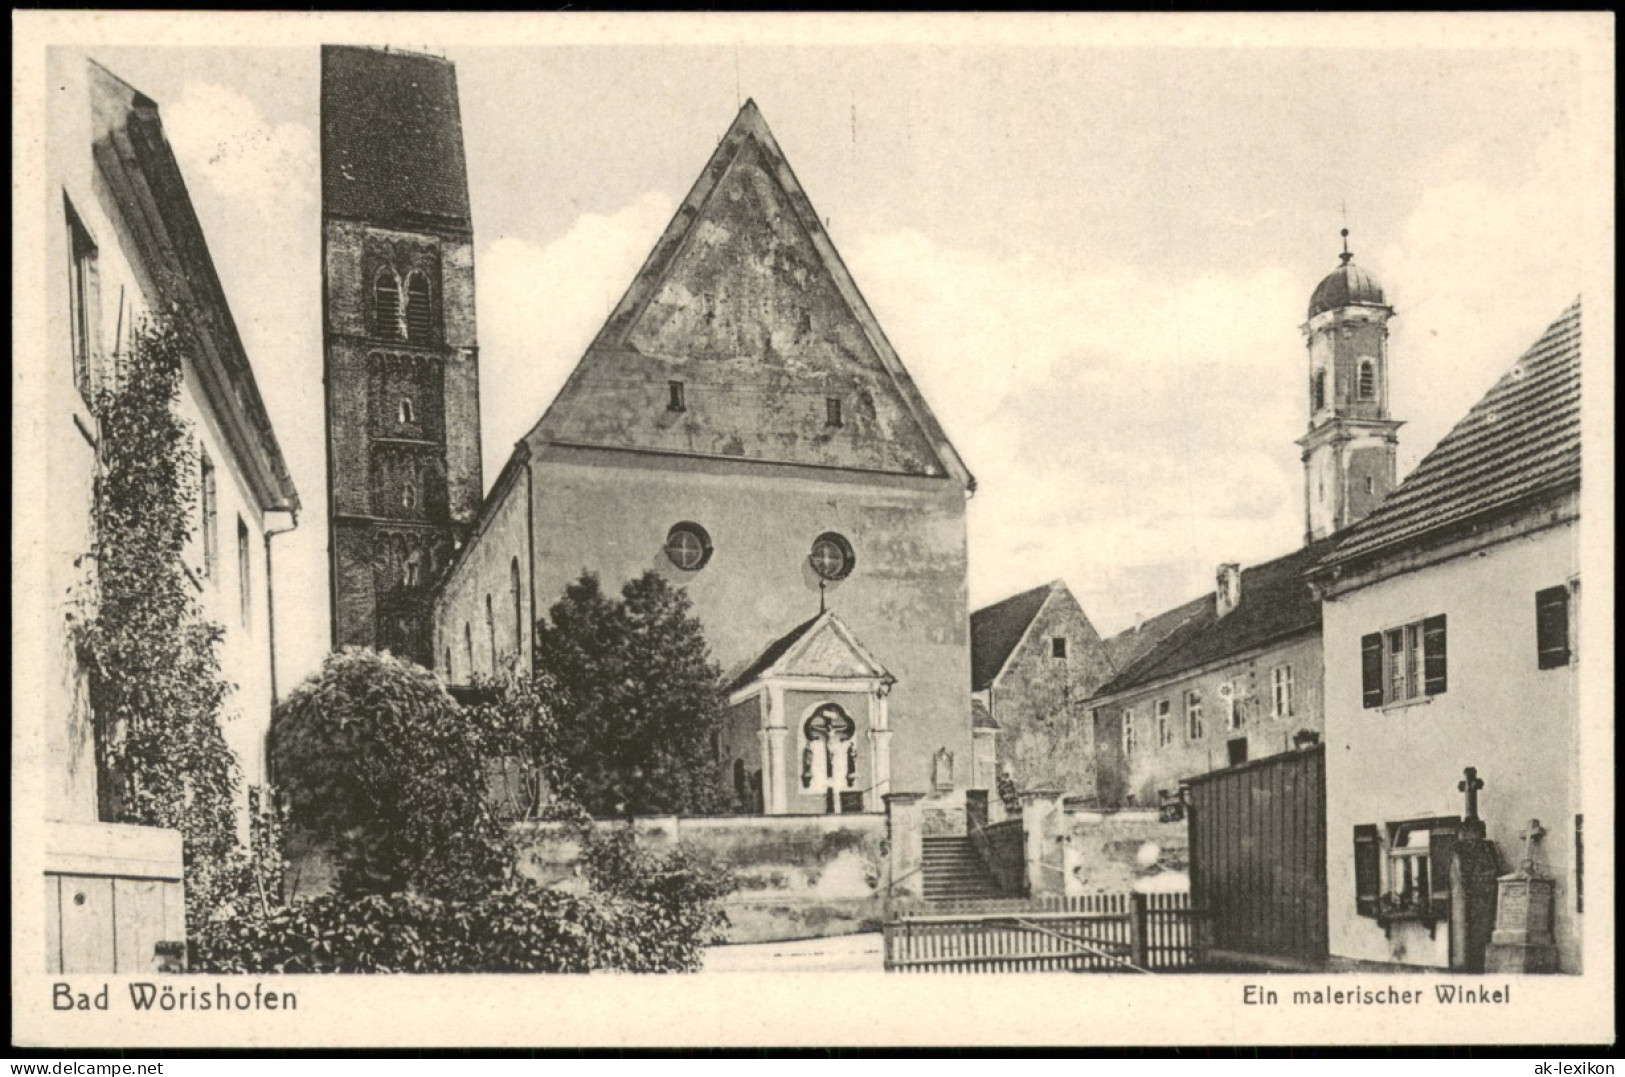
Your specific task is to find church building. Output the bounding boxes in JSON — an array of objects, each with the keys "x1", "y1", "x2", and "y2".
[
  {"x1": 1088, "y1": 233, "x2": 1401, "y2": 808},
  {"x1": 429, "y1": 98, "x2": 978, "y2": 812}
]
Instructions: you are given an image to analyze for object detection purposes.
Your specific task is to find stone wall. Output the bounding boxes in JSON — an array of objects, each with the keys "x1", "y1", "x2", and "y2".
[
  {"x1": 514, "y1": 813, "x2": 889, "y2": 944},
  {"x1": 1022, "y1": 798, "x2": 1189, "y2": 897}
]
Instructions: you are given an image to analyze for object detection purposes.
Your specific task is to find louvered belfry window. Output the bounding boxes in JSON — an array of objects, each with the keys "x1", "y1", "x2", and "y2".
[
  {"x1": 405, "y1": 271, "x2": 432, "y2": 343},
  {"x1": 374, "y1": 269, "x2": 403, "y2": 340}
]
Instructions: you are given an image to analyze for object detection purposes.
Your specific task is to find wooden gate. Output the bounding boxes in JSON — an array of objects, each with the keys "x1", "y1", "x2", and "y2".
[
  {"x1": 1185, "y1": 743, "x2": 1326, "y2": 968},
  {"x1": 884, "y1": 892, "x2": 1195, "y2": 973}
]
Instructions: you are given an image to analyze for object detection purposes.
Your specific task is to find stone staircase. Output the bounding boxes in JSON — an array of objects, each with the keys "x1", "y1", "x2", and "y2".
[{"x1": 921, "y1": 835, "x2": 1007, "y2": 903}]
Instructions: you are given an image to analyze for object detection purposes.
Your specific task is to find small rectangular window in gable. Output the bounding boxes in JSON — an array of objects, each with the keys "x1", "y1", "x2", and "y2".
[
  {"x1": 1051, "y1": 636, "x2": 1067, "y2": 659},
  {"x1": 668, "y1": 381, "x2": 686, "y2": 413},
  {"x1": 826, "y1": 397, "x2": 843, "y2": 427}
]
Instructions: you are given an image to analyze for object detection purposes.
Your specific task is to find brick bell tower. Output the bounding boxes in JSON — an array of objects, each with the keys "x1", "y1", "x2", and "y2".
[
  {"x1": 321, "y1": 45, "x2": 482, "y2": 664},
  {"x1": 1297, "y1": 229, "x2": 1402, "y2": 544}
]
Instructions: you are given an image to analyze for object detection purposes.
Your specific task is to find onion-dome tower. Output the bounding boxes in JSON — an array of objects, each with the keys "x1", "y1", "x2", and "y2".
[{"x1": 1297, "y1": 229, "x2": 1403, "y2": 543}]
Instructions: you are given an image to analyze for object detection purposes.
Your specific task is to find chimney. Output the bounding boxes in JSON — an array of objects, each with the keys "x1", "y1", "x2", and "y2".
[{"x1": 1216, "y1": 563, "x2": 1242, "y2": 617}]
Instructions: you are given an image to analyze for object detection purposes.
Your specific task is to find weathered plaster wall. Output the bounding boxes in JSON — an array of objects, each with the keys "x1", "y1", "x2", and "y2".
[
  {"x1": 434, "y1": 462, "x2": 530, "y2": 682},
  {"x1": 988, "y1": 587, "x2": 1113, "y2": 797},
  {"x1": 514, "y1": 814, "x2": 888, "y2": 944},
  {"x1": 1092, "y1": 633, "x2": 1324, "y2": 808},
  {"x1": 46, "y1": 53, "x2": 283, "y2": 833},
  {"x1": 519, "y1": 447, "x2": 973, "y2": 798},
  {"x1": 538, "y1": 140, "x2": 944, "y2": 479},
  {"x1": 1323, "y1": 517, "x2": 1581, "y2": 972},
  {"x1": 1056, "y1": 808, "x2": 1190, "y2": 895}
]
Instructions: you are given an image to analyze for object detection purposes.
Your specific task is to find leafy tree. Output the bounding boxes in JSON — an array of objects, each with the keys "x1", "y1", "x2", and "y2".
[
  {"x1": 534, "y1": 572, "x2": 729, "y2": 816},
  {"x1": 69, "y1": 315, "x2": 244, "y2": 930},
  {"x1": 268, "y1": 648, "x2": 522, "y2": 898}
]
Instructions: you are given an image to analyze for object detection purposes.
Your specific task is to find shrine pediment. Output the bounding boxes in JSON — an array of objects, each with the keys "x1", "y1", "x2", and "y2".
[{"x1": 727, "y1": 610, "x2": 892, "y2": 699}]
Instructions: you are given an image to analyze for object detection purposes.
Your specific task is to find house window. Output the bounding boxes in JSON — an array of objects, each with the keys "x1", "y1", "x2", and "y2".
[
  {"x1": 809, "y1": 532, "x2": 855, "y2": 581},
  {"x1": 1155, "y1": 699, "x2": 1173, "y2": 747},
  {"x1": 826, "y1": 397, "x2": 843, "y2": 428},
  {"x1": 398, "y1": 397, "x2": 415, "y2": 425},
  {"x1": 236, "y1": 517, "x2": 251, "y2": 628},
  {"x1": 1221, "y1": 681, "x2": 1243, "y2": 732},
  {"x1": 463, "y1": 623, "x2": 474, "y2": 678},
  {"x1": 1361, "y1": 615, "x2": 1446, "y2": 707},
  {"x1": 1051, "y1": 636, "x2": 1068, "y2": 660},
  {"x1": 664, "y1": 522, "x2": 712, "y2": 571},
  {"x1": 1312, "y1": 369, "x2": 1327, "y2": 412},
  {"x1": 200, "y1": 451, "x2": 218, "y2": 581},
  {"x1": 374, "y1": 268, "x2": 404, "y2": 340},
  {"x1": 668, "y1": 381, "x2": 686, "y2": 413},
  {"x1": 66, "y1": 197, "x2": 101, "y2": 405},
  {"x1": 1355, "y1": 818, "x2": 1460, "y2": 921},
  {"x1": 1271, "y1": 664, "x2": 1295, "y2": 718},
  {"x1": 1535, "y1": 585, "x2": 1571, "y2": 668},
  {"x1": 404, "y1": 271, "x2": 432, "y2": 343},
  {"x1": 1121, "y1": 710, "x2": 1136, "y2": 756},
  {"x1": 511, "y1": 557, "x2": 524, "y2": 651},
  {"x1": 1185, "y1": 690, "x2": 1204, "y2": 740},
  {"x1": 1358, "y1": 360, "x2": 1376, "y2": 400},
  {"x1": 1227, "y1": 738, "x2": 1248, "y2": 767}
]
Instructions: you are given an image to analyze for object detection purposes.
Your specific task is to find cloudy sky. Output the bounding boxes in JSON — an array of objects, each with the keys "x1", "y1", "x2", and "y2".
[{"x1": 75, "y1": 15, "x2": 1607, "y2": 690}]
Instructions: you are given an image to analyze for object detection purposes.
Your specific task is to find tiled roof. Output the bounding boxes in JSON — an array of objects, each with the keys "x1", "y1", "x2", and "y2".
[
  {"x1": 1100, "y1": 595, "x2": 1209, "y2": 675},
  {"x1": 321, "y1": 45, "x2": 471, "y2": 226},
  {"x1": 1093, "y1": 536, "x2": 1342, "y2": 698},
  {"x1": 1325, "y1": 301, "x2": 1582, "y2": 567},
  {"x1": 972, "y1": 699, "x2": 999, "y2": 730},
  {"x1": 969, "y1": 583, "x2": 1053, "y2": 691}
]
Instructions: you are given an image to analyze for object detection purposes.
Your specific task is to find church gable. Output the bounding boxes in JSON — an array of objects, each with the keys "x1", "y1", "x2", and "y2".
[{"x1": 528, "y1": 102, "x2": 971, "y2": 486}]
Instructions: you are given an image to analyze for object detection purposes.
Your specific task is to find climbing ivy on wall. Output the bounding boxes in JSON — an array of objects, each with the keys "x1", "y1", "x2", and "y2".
[{"x1": 70, "y1": 315, "x2": 247, "y2": 932}]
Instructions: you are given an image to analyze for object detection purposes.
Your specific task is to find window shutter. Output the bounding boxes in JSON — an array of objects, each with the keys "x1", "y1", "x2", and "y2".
[
  {"x1": 1361, "y1": 633, "x2": 1384, "y2": 708},
  {"x1": 1354, "y1": 825, "x2": 1382, "y2": 917},
  {"x1": 1422, "y1": 615, "x2": 1447, "y2": 696},
  {"x1": 1428, "y1": 821, "x2": 1459, "y2": 921},
  {"x1": 1535, "y1": 586, "x2": 1571, "y2": 669}
]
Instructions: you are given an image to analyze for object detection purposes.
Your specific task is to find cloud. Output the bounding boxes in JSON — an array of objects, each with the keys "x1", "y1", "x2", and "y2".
[
  {"x1": 845, "y1": 230, "x2": 1307, "y2": 630},
  {"x1": 163, "y1": 82, "x2": 317, "y2": 209},
  {"x1": 476, "y1": 192, "x2": 678, "y2": 471}
]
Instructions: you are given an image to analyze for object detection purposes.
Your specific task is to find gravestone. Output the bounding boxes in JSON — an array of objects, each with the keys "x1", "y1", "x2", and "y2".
[
  {"x1": 1448, "y1": 766, "x2": 1500, "y2": 971},
  {"x1": 1484, "y1": 819, "x2": 1559, "y2": 973}
]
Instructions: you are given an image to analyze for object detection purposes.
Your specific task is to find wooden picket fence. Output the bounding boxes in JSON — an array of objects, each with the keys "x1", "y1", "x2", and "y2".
[{"x1": 883, "y1": 892, "x2": 1197, "y2": 973}]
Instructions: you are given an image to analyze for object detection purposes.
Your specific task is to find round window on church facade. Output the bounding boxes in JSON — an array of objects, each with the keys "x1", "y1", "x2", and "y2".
[
  {"x1": 665, "y1": 522, "x2": 712, "y2": 571},
  {"x1": 809, "y1": 532, "x2": 855, "y2": 581}
]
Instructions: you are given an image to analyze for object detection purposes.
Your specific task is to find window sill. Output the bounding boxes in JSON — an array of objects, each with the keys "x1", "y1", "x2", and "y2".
[
  {"x1": 1375, "y1": 908, "x2": 1445, "y2": 940},
  {"x1": 1380, "y1": 696, "x2": 1433, "y2": 713}
]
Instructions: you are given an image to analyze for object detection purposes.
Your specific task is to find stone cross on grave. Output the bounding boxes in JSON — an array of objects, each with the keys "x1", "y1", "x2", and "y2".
[
  {"x1": 1458, "y1": 767, "x2": 1484, "y2": 821},
  {"x1": 1519, "y1": 819, "x2": 1547, "y2": 877}
]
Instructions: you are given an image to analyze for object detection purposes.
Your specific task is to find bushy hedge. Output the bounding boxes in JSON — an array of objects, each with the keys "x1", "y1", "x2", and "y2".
[{"x1": 192, "y1": 824, "x2": 734, "y2": 974}]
